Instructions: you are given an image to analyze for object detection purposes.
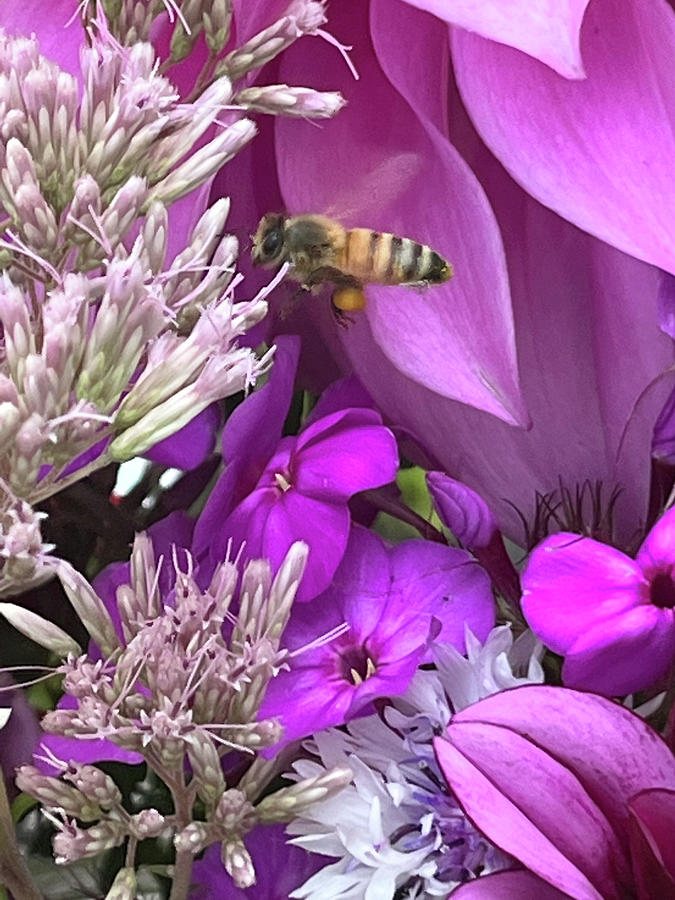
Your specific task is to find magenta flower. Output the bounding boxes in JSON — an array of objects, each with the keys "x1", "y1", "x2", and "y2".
[
  {"x1": 267, "y1": 0, "x2": 673, "y2": 549},
  {"x1": 260, "y1": 524, "x2": 494, "y2": 748},
  {"x1": 521, "y1": 508, "x2": 675, "y2": 696},
  {"x1": 193, "y1": 336, "x2": 399, "y2": 602},
  {"x1": 434, "y1": 686, "x2": 675, "y2": 899}
]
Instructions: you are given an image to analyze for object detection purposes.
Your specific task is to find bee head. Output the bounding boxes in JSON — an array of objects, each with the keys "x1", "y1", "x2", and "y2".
[{"x1": 252, "y1": 214, "x2": 287, "y2": 267}]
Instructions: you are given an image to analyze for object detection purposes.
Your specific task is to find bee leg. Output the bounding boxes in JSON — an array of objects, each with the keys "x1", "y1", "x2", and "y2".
[
  {"x1": 279, "y1": 284, "x2": 312, "y2": 320},
  {"x1": 330, "y1": 299, "x2": 356, "y2": 329}
]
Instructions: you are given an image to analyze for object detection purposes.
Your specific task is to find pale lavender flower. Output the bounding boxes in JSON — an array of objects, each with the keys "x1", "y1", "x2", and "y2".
[
  {"x1": 0, "y1": 482, "x2": 55, "y2": 597},
  {"x1": 7, "y1": 536, "x2": 351, "y2": 885},
  {"x1": 283, "y1": 626, "x2": 543, "y2": 898}
]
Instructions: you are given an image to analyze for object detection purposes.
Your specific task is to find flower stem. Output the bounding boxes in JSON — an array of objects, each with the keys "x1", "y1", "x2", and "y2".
[
  {"x1": 167, "y1": 775, "x2": 195, "y2": 900},
  {"x1": 0, "y1": 774, "x2": 43, "y2": 900}
]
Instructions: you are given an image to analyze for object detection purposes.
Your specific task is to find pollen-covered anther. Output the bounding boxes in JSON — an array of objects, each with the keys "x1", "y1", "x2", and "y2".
[{"x1": 274, "y1": 472, "x2": 292, "y2": 492}]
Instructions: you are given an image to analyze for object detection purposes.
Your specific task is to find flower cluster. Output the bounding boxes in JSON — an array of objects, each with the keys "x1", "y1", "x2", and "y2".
[{"x1": 11, "y1": 536, "x2": 351, "y2": 887}]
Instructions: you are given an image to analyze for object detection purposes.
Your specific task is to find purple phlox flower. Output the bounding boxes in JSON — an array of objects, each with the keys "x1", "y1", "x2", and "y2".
[
  {"x1": 281, "y1": 624, "x2": 543, "y2": 898},
  {"x1": 259, "y1": 524, "x2": 494, "y2": 750},
  {"x1": 194, "y1": 335, "x2": 399, "y2": 602},
  {"x1": 433, "y1": 686, "x2": 675, "y2": 899},
  {"x1": 400, "y1": 0, "x2": 590, "y2": 78},
  {"x1": 521, "y1": 506, "x2": 675, "y2": 696},
  {"x1": 191, "y1": 822, "x2": 328, "y2": 899}
]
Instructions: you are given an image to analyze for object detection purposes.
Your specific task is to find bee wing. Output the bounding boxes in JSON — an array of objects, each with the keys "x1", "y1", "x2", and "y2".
[{"x1": 323, "y1": 152, "x2": 423, "y2": 225}]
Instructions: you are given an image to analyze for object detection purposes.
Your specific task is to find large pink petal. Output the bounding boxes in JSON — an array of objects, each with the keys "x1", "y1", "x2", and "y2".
[
  {"x1": 276, "y1": 0, "x2": 526, "y2": 424},
  {"x1": 452, "y1": 0, "x2": 675, "y2": 275},
  {"x1": 400, "y1": 0, "x2": 590, "y2": 78},
  {"x1": 563, "y1": 605, "x2": 675, "y2": 695},
  {"x1": 433, "y1": 731, "x2": 612, "y2": 899},
  {"x1": 451, "y1": 686, "x2": 675, "y2": 846},
  {"x1": 521, "y1": 533, "x2": 645, "y2": 655}
]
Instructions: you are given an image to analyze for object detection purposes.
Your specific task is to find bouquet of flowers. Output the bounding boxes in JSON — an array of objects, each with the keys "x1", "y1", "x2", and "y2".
[{"x1": 0, "y1": 1, "x2": 674, "y2": 898}]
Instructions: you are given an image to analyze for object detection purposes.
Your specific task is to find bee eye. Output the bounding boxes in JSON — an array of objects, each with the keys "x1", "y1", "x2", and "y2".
[{"x1": 262, "y1": 230, "x2": 283, "y2": 258}]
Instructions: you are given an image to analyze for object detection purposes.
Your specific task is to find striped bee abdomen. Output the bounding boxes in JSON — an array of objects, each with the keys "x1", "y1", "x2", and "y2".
[{"x1": 338, "y1": 228, "x2": 452, "y2": 286}]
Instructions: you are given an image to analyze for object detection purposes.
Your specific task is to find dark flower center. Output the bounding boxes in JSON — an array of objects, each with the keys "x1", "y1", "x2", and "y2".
[
  {"x1": 339, "y1": 645, "x2": 377, "y2": 685},
  {"x1": 649, "y1": 569, "x2": 675, "y2": 609}
]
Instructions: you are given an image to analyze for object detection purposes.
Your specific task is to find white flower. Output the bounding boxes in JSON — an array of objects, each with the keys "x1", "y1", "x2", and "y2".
[{"x1": 286, "y1": 625, "x2": 544, "y2": 899}]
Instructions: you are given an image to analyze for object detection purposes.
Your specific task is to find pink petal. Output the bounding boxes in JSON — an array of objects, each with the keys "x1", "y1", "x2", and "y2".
[
  {"x1": 521, "y1": 533, "x2": 645, "y2": 655},
  {"x1": 451, "y1": 870, "x2": 572, "y2": 899},
  {"x1": 629, "y1": 789, "x2": 675, "y2": 898},
  {"x1": 276, "y1": 0, "x2": 526, "y2": 424},
  {"x1": 451, "y1": 686, "x2": 675, "y2": 842},
  {"x1": 433, "y1": 732, "x2": 612, "y2": 899},
  {"x1": 636, "y1": 507, "x2": 675, "y2": 571},
  {"x1": 563, "y1": 605, "x2": 675, "y2": 695},
  {"x1": 399, "y1": 0, "x2": 590, "y2": 78},
  {"x1": 452, "y1": 0, "x2": 675, "y2": 275}
]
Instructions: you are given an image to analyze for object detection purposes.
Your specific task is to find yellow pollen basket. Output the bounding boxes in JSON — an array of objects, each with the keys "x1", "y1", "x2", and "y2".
[{"x1": 332, "y1": 286, "x2": 367, "y2": 311}]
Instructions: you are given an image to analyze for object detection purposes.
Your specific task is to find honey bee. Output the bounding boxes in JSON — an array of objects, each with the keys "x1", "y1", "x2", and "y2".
[{"x1": 251, "y1": 213, "x2": 453, "y2": 320}]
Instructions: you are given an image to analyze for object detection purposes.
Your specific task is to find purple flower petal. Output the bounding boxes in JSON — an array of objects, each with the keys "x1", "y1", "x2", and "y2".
[
  {"x1": 521, "y1": 533, "x2": 644, "y2": 655},
  {"x1": 294, "y1": 408, "x2": 398, "y2": 502},
  {"x1": 223, "y1": 484, "x2": 351, "y2": 602},
  {"x1": 144, "y1": 403, "x2": 221, "y2": 470},
  {"x1": 433, "y1": 729, "x2": 616, "y2": 899},
  {"x1": 388, "y1": 539, "x2": 494, "y2": 651},
  {"x1": 191, "y1": 822, "x2": 328, "y2": 899},
  {"x1": 563, "y1": 605, "x2": 675, "y2": 695},
  {"x1": 427, "y1": 471, "x2": 497, "y2": 548},
  {"x1": 276, "y1": 0, "x2": 527, "y2": 424},
  {"x1": 304, "y1": 375, "x2": 374, "y2": 426},
  {"x1": 636, "y1": 507, "x2": 675, "y2": 572},
  {"x1": 398, "y1": 0, "x2": 590, "y2": 78},
  {"x1": 452, "y1": 0, "x2": 675, "y2": 275},
  {"x1": 192, "y1": 335, "x2": 299, "y2": 558},
  {"x1": 628, "y1": 789, "x2": 675, "y2": 898},
  {"x1": 451, "y1": 870, "x2": 571, "y2": 899}
]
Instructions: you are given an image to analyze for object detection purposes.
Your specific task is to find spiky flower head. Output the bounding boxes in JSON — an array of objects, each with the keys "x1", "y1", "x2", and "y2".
[{"x1": 11, "y1": 538, "x2": 350, "y2": 882}]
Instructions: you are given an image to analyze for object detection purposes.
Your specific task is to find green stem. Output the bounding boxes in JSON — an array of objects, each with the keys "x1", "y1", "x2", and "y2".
[{"x1": 0, "y1": 776, "x2": 43, "y2": 900}]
